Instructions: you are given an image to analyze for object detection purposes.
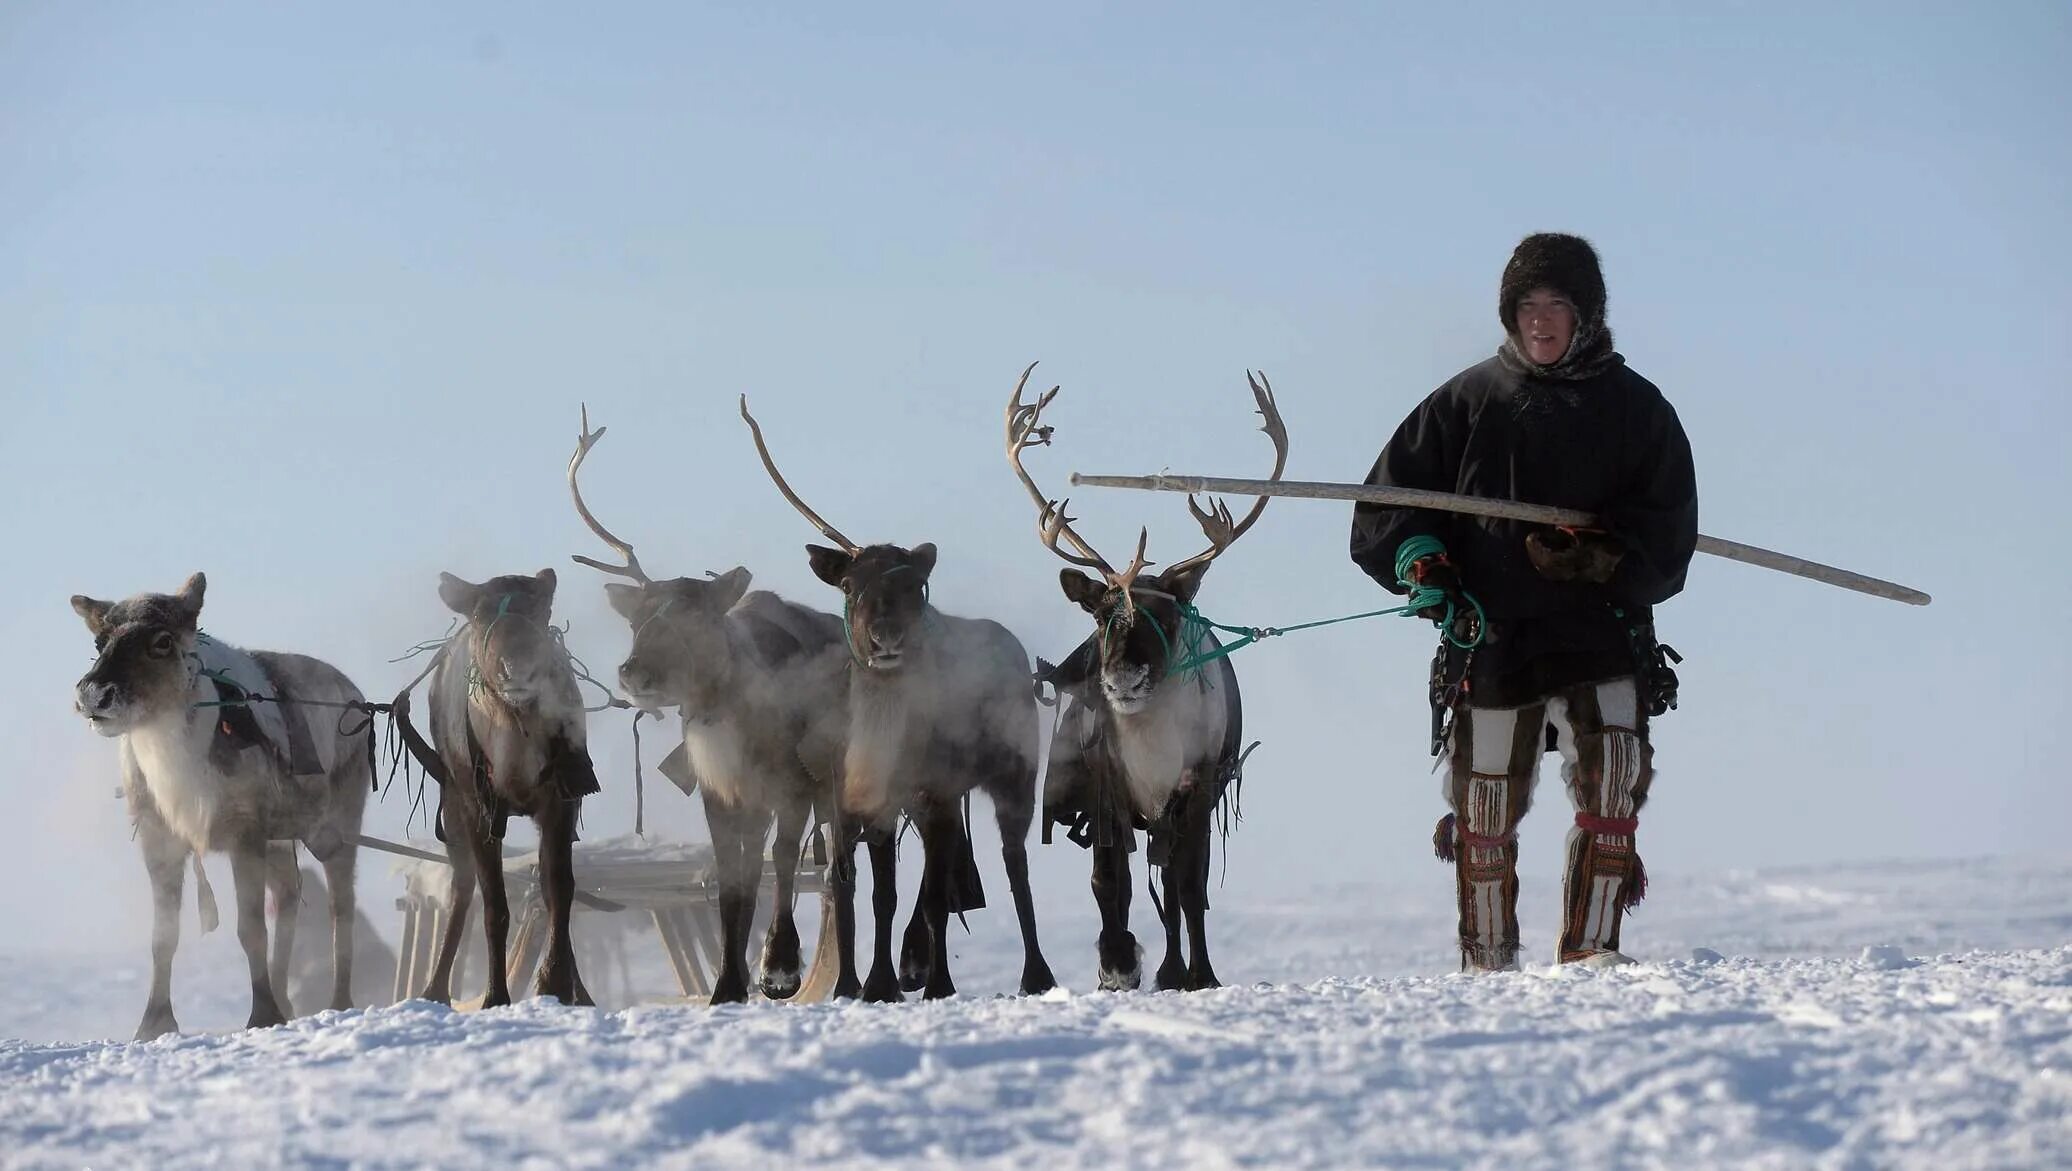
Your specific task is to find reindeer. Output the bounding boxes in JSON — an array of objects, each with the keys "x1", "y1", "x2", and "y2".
[
  {"x1": 739, "y1": 397, "x2": 1057, "y2": 1001},
  {"x1": 566, "y1": 407, "x2": 848, "y2": 1004},
  {"x1": 1006, "y1": 364, "x2": 1286, "y2": 991},
  {"x1": 70, "y1": 573, "x2": 370, "y2": 1039},
  {"x1": 415, "y1": 567, "x2": 599, "y2": 1008}
]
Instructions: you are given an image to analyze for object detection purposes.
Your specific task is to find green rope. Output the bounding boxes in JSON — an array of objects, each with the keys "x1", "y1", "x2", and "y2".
[{"x1": 1159, "y1": 536, "x2": 1485, "y2": 677}]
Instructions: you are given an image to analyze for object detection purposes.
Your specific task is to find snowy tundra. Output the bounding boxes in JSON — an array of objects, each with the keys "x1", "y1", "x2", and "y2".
[{"x1": 2, "y1": 855, "x2": 2067, "y2": 1170}]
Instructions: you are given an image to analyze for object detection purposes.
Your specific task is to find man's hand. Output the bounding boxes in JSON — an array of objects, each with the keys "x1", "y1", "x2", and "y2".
[
  {"x1": 1526, "y1": 527, "x2": 1625, "y2": 583},
  {"x1": 1408, "y1": 555, "x2": 1464, "y2": 620}
]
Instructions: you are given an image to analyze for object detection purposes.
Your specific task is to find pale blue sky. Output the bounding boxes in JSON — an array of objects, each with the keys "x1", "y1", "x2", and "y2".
[{"x1": 3, "y1": 3, "x2": 2067, "y2": 949}]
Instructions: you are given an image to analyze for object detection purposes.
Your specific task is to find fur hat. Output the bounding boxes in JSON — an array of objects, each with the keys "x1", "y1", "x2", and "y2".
[{"x1": 1498, "y1": 232, "x2": 1607, "y2": 336}]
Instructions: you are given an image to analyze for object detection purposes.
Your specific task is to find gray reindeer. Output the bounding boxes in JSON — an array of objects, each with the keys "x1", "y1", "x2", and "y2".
[
  {"x1": 1007, "y1": 365, "x2": 1285, "y2": 991},
  {"x1": 739, "y1": 398, "x2": 1057, "y2": 1001},
  {"x1": 567, "y1": 408, "x2": 848, "y2": 1004},
  {"x1": 71, "y1": 573, "x2": 370, "y2": 1039},
  {"x1": 416, "y1": 568, "x2": 599, "y2": 1008}
]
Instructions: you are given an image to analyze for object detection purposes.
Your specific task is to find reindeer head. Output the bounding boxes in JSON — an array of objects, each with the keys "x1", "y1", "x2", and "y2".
[
  {"x1": 438, "y1": 568, "x2": 566, "y2": 713},
  {"x1": 566, "y1": 406, "x2": 764, "y2": 714},
  {"x1": 740, "y1": 396, "x2": 939, "y2": 675},
  {"x1": 807, "y1": 542, "x2": 936, "y2": 673},
  {"x1": 1006, "y1": 362, "x2": 1287, "y2": 714},
  {"x1": 70, "y1": 573, "x2": 208, "y2": 736}
]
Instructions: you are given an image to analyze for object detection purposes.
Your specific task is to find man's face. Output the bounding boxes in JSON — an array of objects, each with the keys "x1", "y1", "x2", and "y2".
[{"x1": 1515, "y1": 288, "x2": 1577, "y2": 366}]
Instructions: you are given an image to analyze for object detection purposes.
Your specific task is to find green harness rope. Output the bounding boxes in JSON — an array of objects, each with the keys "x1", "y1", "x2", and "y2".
[{"x1": 1157, "y1": 535, "x2": 1485, "y2": 679}]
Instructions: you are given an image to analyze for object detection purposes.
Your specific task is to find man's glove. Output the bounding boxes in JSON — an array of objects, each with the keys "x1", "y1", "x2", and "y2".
[
  {"x1": 1525, "y1": 527, "x2": 1625, "y2": 583},
  {"x1": 1407, "y1": 555, "x2": 1465, "y2": 620}
]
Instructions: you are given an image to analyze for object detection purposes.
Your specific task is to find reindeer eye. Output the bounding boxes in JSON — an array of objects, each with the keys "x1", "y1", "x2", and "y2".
[{"x1": 149, "y1": 632, "x2": 175, "y2": 657}]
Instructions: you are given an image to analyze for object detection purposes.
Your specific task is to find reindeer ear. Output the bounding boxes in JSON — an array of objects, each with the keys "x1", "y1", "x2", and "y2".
[
  {"x1": 176, "y1": 573, "x2": 207, "y2": 621},
  {"x1": 1156, "y1": 562, "x2": 1211, "y2": 605},
  {"x1": 533, "y1": 567, "x2": 558, "y2": 599},
  {"x1": 438, "y1": 573, "x2": 483, "y2": 616},
  {"x1": 1059, "y1": 569, "x2": 1107, "y2": 614},
  {"x1": 708, "y1": 566, "x2": 752, "y2": 612},
  {"x1": 71, "y1": 595, "x2": 114, "y2": 637},
  {"x1": 603, "y1": 583, "x2": 645, "y2": 621},
  {"x1": 806, "y1": 545, "x2": 852, "y2": 589},
  {"x1": 908, "y1": 542, "x2": 938, "y2": 578}
]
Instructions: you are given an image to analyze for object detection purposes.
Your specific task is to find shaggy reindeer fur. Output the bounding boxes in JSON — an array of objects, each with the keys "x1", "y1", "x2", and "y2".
[
  {"x1": 71, "y1": 573, "x2": 370, "y2": 1040},
  {"x1": 607, "y1": 572, "x2": 848, "y2": 1004},
  {"x1": 418, "y1": 568, "x2": 599, "y2": 1008},
  {"x1": 1045, "y1": 569, "x2": 1248, "y2": 992},
  {"x1": 808, "y1": 542, "x2": 1057, "y2": 1003}
]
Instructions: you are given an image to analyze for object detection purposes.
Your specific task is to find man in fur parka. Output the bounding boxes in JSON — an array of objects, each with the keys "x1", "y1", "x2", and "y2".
[{"x1": 1350, "y1": 233, "x2": 1698, "y2": 970}]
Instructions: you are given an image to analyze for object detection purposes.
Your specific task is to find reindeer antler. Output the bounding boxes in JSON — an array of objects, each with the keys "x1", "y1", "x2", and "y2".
[
  {"x1": 1006, "y1": 362, "x2": 1117, "y2": 575},
  {"x1": 568, "y1": 404, "x2": 652, "y2": 584},
  {"x1": 739, "y1": 395, "x2": 861, "y2": 555},
  {"x1": 1005, "y1": 362, "x2": 1157, "y2": 615},
  {"x1": 1165, "y1": 371, "x2": 1290, "y2": 577}
]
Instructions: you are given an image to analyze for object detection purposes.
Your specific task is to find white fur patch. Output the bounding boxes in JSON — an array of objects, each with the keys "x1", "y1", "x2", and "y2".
[
  {"x1": 682, "y1": 717, "x2": 750, "y2": 808},
  {"x1": 126, "y1": 710, "x2": 220, "y2": 850},
  {"x1": 1108, "y1": 674, "x2": 1228, "y2": 819},
  {"x1": 843, "y1": 680, "x2": 912, "y2": 819}
]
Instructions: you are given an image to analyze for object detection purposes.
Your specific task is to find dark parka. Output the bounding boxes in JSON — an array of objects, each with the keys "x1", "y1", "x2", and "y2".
[{"x1": 1349, "y1": 234, "x2": 1699, "y2": 709}]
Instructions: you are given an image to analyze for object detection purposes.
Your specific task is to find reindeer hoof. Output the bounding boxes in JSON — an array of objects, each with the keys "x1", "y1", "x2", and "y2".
[
  {"x1": 1186, "y1": 965, "x2": 1222, "y2": 992},
  {"x1": 759, "y1": 965, "x2": 803, "y2": 1001},
  {"x1": 1154, "y1": 958, "x2": 1188, "y2": 992},
  {"x1": 862, "y1": 966, "x2": 905, "y2": 1004},
  {"x1": 134, "y1": 1005, "x2": 179, "y2": 1042},
  {"x1": 245, "y1": 1003, "x2": 287, "y2": 1031},
  {"x1": 1020, "y1": 959, "x2": 1058, "y2": 996},
  {"x1": 898, "y1": 955, "x2": 929, "y2": 993},
  {"x1": 480, "y1": 987, "x2": 512, "y2": 1010},
  {"x1": 1098, "y1": 935, "x2": 1144, "y2": 991},
  {"x1": 832, "y1": 973, "x2": 863, "y2": 1001},
  {"x1": 922, "y1": 969, "x2": 956, "y2": 1001},
  {"x1": 708, "y1": 978, "x2": 750, "y2": 1007}
]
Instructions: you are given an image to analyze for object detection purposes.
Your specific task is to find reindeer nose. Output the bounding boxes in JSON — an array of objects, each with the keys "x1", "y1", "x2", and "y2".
[{"x1": 77, "y1": 681, "x2": 115, "y2": 714}]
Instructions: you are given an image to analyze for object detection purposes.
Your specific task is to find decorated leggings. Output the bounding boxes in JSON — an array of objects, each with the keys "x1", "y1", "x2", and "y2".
[{"x1": 1440, "y1": 677, "x2": 1652, "y2": 970}]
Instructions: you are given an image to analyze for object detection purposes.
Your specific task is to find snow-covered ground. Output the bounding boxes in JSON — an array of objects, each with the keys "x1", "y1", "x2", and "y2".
[{"x1": 4, "y1": 855, "x2": 2068, "y2": 1169}]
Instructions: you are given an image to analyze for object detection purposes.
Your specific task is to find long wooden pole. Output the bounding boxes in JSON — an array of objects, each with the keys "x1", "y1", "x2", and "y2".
[{"x1": 1068, "y1": 472, "x2": 1931, "y2": 607}]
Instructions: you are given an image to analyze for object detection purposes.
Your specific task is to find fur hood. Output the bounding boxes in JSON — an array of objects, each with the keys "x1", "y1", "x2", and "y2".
[{"x1": 1496, "y1": 232, "x2": 1621, "y2": 381}]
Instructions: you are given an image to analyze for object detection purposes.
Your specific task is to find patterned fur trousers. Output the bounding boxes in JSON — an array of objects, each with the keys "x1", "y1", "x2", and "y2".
[{"x1": 1438, "y1": 676, "x2": 1652, "y2": 970}]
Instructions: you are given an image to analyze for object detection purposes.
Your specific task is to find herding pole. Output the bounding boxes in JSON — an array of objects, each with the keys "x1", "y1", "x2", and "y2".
[{"x1": 1067, "y1": 472, "x2": 1931, "y2": 607}]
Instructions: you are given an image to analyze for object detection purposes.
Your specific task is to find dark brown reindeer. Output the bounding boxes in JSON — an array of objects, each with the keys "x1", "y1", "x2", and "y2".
[
  {"x1": 567, "y1": 408, "x2": 848, "y2": 1004},
  {"x1": 416, "y1": 567, "x2": 599, "y2": 1008},
  {"x1": 71, "y1": 573, "x2": 370, "y2": 1039},
  {"x1": 1007, "y1": 364, "x2": 1286, "y2": 991},
  {"x1": 739, "y1": 396, "x2": 1057, "y2": 1001}
]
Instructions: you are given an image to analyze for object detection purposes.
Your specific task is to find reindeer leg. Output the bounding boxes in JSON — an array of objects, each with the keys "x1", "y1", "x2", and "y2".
[
  {"x1": 759, "y1": 802, "x2": 809, "y2": 1000},
  {"x1": 917, "y1": 805, "x2": 958, "y2": 1000},
  {"x1": 705, "y1": 796, "x2": 759, "y2": 1006},
  {"x1": 1180, "y1": 792, "x2": 1220, "y2": 991},
  {"x1": 986, "y1": 768, "x2": 1056, "y2": 996},
  {"x1": 1092, "y1": 824, "x2": 1141, "y2": 992},
  {"x1": 265, "y1": 842, "x2": 301, "y2": 1019},
  {"x1": 897, "y1": 856, "x2": 933, "y2": 994},
  {"x1": 309, "y1": 838, "x2": 359, "y2": 1012},
  {"x1": 1153, "y1": 852, "x2": 1188, "y2": 992},
  {"x1": 229, "y1": 837, "x2": 287, "y2": 1029},
  {"x1": 861, "y1": 823, "x2": 904, "y2": 1003},
  {"x1": 419, "y1": 794, "x2": 477, "y2": 1005},
  {"x1": 469, "y1": 819, "x2": 514, "y2": 1009},
  {"x1": 828, "y1": 809, "x2": 864, "y2": 1001},
  {"x1": 532, "y1": 798, "x2": 586, "y2": 1006},
  {"x1": 135, "y1": 816, "x2": 187, "y2": 1040}
]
